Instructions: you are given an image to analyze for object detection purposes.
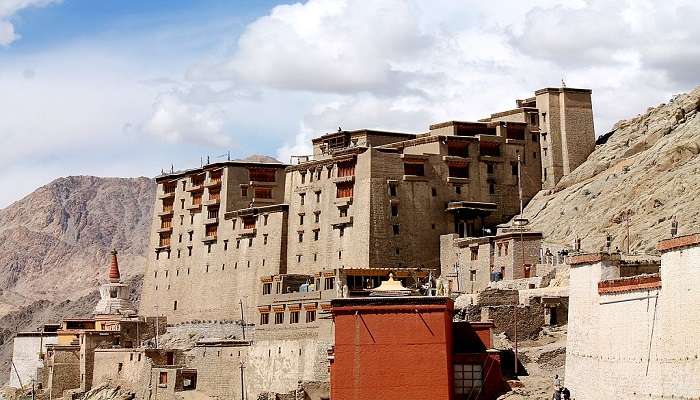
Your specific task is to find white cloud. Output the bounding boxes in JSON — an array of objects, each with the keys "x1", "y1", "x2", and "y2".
[
  {"x1": 0, "y1": 0, "x2": 61, "y2": 46},
  {"x1": 144, "y1": 92, "x2": 232, "y2": 147}
]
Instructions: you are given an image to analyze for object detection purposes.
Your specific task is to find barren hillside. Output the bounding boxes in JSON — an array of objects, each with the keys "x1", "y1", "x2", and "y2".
[
  {"x1": 0, "y1": 176, "x2": 154, "y2": 384},
  {"x1": 523, "y1": 86, "x2": 700, "y2": 253}
]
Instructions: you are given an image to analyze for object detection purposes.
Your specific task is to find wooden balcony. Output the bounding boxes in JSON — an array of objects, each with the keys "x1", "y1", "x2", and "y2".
[
  {"x1": 158, "y1": 191, "x2": 175, "y2": 200},
  {"x1": 203, "y1": 197, "x2": 220, "y2": 206},
  {"x1": 157, "y1": 226, "x2": 173, "y2": 234},
  {"x1": 201, "y1": 234, "x2": 217, "y2": 243},
  {"x1": 186, "y1": 203, "x2": 202, "y2": 211},
  {"x1": 237, "y1": 228, "x2": 256, "y2": 238},
  {"x1": 203, "y1": 216, "x2": 219, "y2": 225},
  {"x1": 158, "y1": 208, "x2": 174, "y2": 217},
  {"x1": 186, "y1": 183, "x2": 204, "y2": 192},
  {"x1": 205, "y1": 178, "x2": 222, "y2": 188}
]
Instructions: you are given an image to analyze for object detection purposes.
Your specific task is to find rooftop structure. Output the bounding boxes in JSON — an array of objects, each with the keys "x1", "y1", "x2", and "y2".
[{"x1": 329, "y1": 295, "x2": 507, "y2": 400}]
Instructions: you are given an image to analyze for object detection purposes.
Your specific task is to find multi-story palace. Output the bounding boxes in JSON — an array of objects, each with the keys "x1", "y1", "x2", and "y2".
[{"x1": 139, "y1": 86, "x2": 595, "y2": 327}]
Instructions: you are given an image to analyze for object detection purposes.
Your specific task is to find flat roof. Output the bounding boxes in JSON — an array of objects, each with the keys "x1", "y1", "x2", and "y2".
[
  {"x1": 311, "y1": 129, "x2": 415, "y2": 143},
  {"x1": 156, "y1": 159, "x2": 287, "y2": 182},
  {"x1": 534, "y1": 87, "x2": 592, "y2": 95}
]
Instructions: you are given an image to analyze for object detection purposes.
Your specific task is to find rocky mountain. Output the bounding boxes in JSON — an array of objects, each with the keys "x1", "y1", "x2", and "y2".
[
  {"x1": 0, "y1": 176, "x2": 154, "y2": 384},
  {"x1": 523, "y1": 85, "x2": 700, "y2": 253}
]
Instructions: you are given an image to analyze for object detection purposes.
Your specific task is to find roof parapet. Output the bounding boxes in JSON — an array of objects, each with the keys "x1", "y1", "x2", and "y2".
[{"x1": 656, "y1": 233, "x2": 700, "y2": 253}]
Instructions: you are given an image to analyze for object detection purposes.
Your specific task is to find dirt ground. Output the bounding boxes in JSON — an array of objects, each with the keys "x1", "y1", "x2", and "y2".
[{"x1": 497, "y1": 325, "x2": 567, "y2": 399}]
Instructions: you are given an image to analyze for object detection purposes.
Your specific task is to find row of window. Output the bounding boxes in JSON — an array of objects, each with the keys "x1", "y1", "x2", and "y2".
[
  {"x1": 260, "y1": 310, "x2": 316, "y2": 325},
  {"x1": 298, "y1": 161, "x2": 355, "y2": 185},
  {"x1": 468, "y1": 242, "x2": 510, "y2": 261}
]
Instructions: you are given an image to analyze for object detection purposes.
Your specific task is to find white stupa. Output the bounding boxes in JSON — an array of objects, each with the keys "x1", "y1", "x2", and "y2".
[{"x1": 94, "y1": 250, "x2": 137, "y2": 316}]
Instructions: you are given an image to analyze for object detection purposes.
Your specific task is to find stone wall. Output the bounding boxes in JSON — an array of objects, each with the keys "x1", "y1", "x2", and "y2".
[
  {"x1": 91, "y1": 349, "x2": 153, "y2": 398},
  {"x1": 46, "y1": 346, "x2": 81, "y2": 400},
  {"x1": 565, "y1": 242, "x2": 700, "y2": 399}
]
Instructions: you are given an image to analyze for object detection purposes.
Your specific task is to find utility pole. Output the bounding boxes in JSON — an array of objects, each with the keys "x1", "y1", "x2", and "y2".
[
  {"x1": 239, "y1": 299, "x2": 246, "y2": 340},
  {"x1": 239, "y1": 360, "x2": 246, "y2": 400},
  {"x1": 514, "y1": 153, "x2": 523, "y2": 376}
]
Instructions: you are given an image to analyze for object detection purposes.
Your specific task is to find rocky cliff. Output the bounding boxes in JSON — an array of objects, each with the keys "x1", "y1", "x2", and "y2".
[
  {"x1": 0, "y1": 176, "x2": 154, "y2": 384},
  {"x1": 523, "y1": 85, "x2": 700, "y2": 253}
]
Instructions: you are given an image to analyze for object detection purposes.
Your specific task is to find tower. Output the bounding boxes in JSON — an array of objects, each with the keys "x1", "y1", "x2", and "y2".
[
  {"x1": 94, "y1": 250, "x2": 137, "y2": 316},
  {"x1": 535, "y1": 87, "x2": 595, "y2": 189}
]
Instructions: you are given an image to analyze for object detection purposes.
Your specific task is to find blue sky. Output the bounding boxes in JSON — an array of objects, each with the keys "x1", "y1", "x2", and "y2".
[{"x1": 1, "y1": 0, "x2": 699, "y2": 207}]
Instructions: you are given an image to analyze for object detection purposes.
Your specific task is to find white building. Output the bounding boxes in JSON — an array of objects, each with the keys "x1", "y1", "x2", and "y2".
[{"x1": 565, "y1": 233, "x2": 700, "y2": 399}]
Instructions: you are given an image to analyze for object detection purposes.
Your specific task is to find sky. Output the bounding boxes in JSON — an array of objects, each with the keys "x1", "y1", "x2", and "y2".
[{"x1": 1, "y1": 0, "x2": 699, "y2": 207}]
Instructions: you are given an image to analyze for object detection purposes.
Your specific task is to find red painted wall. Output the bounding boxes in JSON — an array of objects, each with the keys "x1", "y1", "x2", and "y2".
[{"x1": 331, "y1": 302, "x2": 454, "y2": 400}]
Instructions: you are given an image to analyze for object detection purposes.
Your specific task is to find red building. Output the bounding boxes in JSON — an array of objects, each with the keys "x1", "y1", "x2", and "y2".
[{"x1": 330, "y1": 296, "x2": 507, "y2": 400}]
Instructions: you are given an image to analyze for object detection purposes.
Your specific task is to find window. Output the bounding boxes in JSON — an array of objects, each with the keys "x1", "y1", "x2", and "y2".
[
  {"x1": 448, "y1": 165, "x2": 469, "y2": 178},
  {"x1": 431, "y1": 187, "x2": 437, "y2": 197},
  {"x1": 306, "y1": 310, "x2": 316, "y2": 323},
  {"x1": 243, "y1": 217, "x2": 256, "y2": 229},
  {"x1": 274, "y1": 312, "x2": 284, "y2": 324},
  {"x1": 454, "y1": 363, "x2": 482, "y2": 395},
  {"x1": 543, "y1": 148, "x2": 548, "y2": 157},
  {"x1": 314, "y1": 230, "x2": 319, "y2": 241},
  {"x1": 511, "y1": 162, "x2": 518, "y2": 176},
  {"x1": 300, "y1": 172, "x2": 306, "y2": 184},
  {"x1": 264, "y1": 215, "x2": 268, "y2": 225},
  {"x1": 324, "y1": 277, "x2": 335, "y2": 290},
  {"x1": 241, "y1": 187, "x2": 248, "y2": 197},
  {"x1": 543, "y1": 168, "x2": 548, "y2": 181},
  {"x1": 533, "y1": 151, "x2": 537, "y2": 159},
  {"x1": 177, "y1": 249, "x2": 181, "y2": 258},
  {"x1": 530, "y1": 113, "x2": 538, "y2": 126},
  {"x1": 531, "y1": 133, "x2": 539, "y2": 142},
  {"x1": 180, "y1": 215, "x2": 184, "y2": 225},
  {"x1": 470, "y1": 270, "x2": 476, "y2": 282},
  {"x1": 489, "y1": 183, "x2": 496, "y2": 194},
  {"x1": 314, "y1": 212, "x2": 320, "y2": 223},
  {"x1": 236, "y1": 239, "x2": 240, "y2": 249},
  {"x1": 339, "y1": 207, "x2": 348, "y2": 218},
  {"x1": 188, "y1": 246, "x2": 192, "y2": 256},
  {"x1": 178, "y1": 234, "x2": 182, "y2": 243},
  {"x1": 248, "y1": 168, "x2": 276, "y2": 182},
  {"x1": 455, "y1": 186, "x2": 462, "y2": 195},
  {"x1": 173, "y1": 301, "x2": 178, "y2": 311},
  {"x1": 470, "y1": 248, "x2": 478, "y2": 261},
  {"x1": 313, "y1": 253, "x2": 318, "y2": 262},
  {"x1": 263, "y1": 235, "x2": 268, "y2": 245},
  {"x1": 315, "y1": 191, "x2": 321, "y2": 202},
  {"x1": 395, "y1": 248, "x2": 400, "y2": 255},
  {"x1": 337, "y1": 161, "x2": 355, "y2": 177},
  {"x1": 180, "y1": 199, "x2": 185, "y2": 209},
  {"x1": 290, "y1": 311, "x2": 300, "y2": 324},
  {"x1": 254, "y1": 187, "x2": 272, "y2": 199},
  {"x1": 299, "y1": 214, "x2": 304, "y2": 225},
  {"x1": 248, "y1": 238, "x2": 253, "y2": 247},
  {"x1": 190, "y1": 214, "x2": 194, "y2": 224},
  {"x1": 403, "y1": 163, "x2": 424, "y2": 176},
  {"x1": 263, "y1": 283, "x2": 272, "y2": 295},
  {"x1": 327, "y1": 167, "x2": 332, "y2": 179},
  {"x1": 391, "y1": 205, "x2": 398, "y2": 217},
  {"x1": 260, "y1": 313, "x2": 269, "y2": 325},
  {"x1": 486, "y1": 163, "x2": 495, "y2": 174},
  {"x1": 159, "y1": 371, "x2": 168, "y2": 385},
  {"x1": 338, "y1": 251, "x2": 342, "y2": 259},
  {"x1": 497, "y1": 244, "x2": 502, "y2": 257},
  {"x1": 339, "y1": 227, "x2": 345, "y2": 237},
  {"x1": 389, "y1": 183, "x2": 397, "y2": 197},
  {"x1": 504, "y1": 243, "x2": 509, "y2": 256},
  {"x1": 224, "y1": 240, "x2": 228, "y2": 251},
  {"x1": 336, "y1": 182, "x2": 353, "y2": 198},
  {"x1": 297, "y1": 255, "x2": 302, "y2": 263},
  {"x1": 299, "y1": 193, "x2": 305, "y2": 205},
  {"x1": 298, "y1": 232, "x2": 304, "y2": 243},
  {"x1": 392, "y1": 224, "x2": 400, "y2": 235}
]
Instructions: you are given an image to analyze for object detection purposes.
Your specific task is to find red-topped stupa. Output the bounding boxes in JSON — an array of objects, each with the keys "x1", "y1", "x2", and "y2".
[{"x1": 94, "y1": 249, "x2": 137, "y2": 316}]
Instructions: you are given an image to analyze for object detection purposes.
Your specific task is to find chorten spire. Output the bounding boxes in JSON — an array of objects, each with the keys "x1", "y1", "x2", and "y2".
[{"x1": 109, "y1": 249, "x2": 121, "y2": 283}]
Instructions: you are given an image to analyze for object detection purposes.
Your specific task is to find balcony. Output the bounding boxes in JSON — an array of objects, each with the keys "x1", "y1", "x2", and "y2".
[
  {"x1": 204, "y1": 178, "x2": 222, "y2": 188},
  {"x1": 158, "y1": 191, "x2": 175, "y2": 200},
  {"x1": 202, "y1": 235, "x2": 217, "y2": 243},
  {"x1": 186, "y1": 202, "x2": 202, "y2": 211},
  {"x1": 331, "y1": 175, "x2": 354, "y2": 184},
  {"x1": 442, "y1": 155, "x2": 471, "y2": 164},
  {"x1": 203, "y1": 197, "x2": 220, "y2": 206},
  {"x1": 158, "y1": 206, "x2": 174, "y2": 216},
  {"x1": 186, "y1": 183, "x2": 204, "y2": 192},
  {"x1": 237, "y1": 228, "x2": 257, "y2": 238},
  {"x1": 203, "y1": 216, "x2": 219, "y2": 225},
  {"x1": 332, "y1": 215, "x2": 353, "y2": 228},
  {"x1": 447, "y1": 177, "x2": 470, "y2": 185},
  {"x1": 157, "y1": 226, "x2": 173, "y2": 234}
]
